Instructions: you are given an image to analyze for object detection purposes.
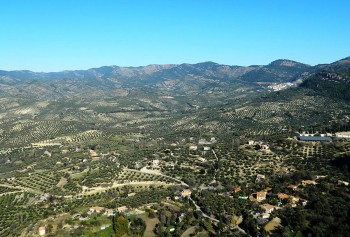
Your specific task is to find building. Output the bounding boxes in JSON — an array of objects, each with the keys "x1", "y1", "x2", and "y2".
[
  {"x1": 90, "y1": 206, "x2": 105, "y2": 213},
  {"x1": 233, "y1": 187, "x2": 241, "y2": 193},
  {"x1": 203, "y1": 146, "x2": 211, "y2": 151},
  {"x1": 152, "y1": 159, "x2": 160, "y2": 167},
  {"x1": 89, "y1": 150, "x2": 99, "y2": 157},
  {"x1": 302, "y1": 180, "x2": 317, "y2": 185},
  {"x1": 117, "y1": 206, "x2": 128, "y2": 213},
  {"x1": 261, "y1": 144, "x2": 270, "y2": 150},
  {"x1": 198, "y1": 139, "x2": 211, "y2": 145},
  {"x1": 335, "y1": 132, "x2": 350, "y2": 138},
  {"x1": 188, "y1": 145, "x2": 198, "y2": 151},
  {"x1": 338, "y1": 180, "x2": 349, "y2": 186},
  {"x1": 256, "y1": 174, "x2": 266, "y2": 183},
  {"x1": 105, "y1": 209, "x2": 116, "y2": 217},
  {"x1": 289, "y1": 185, "x2": 298, "y2": 190},
  {"x1": 39, "y1": 226, "x2": 46, "y2": 236},
  {"x1": 298, "y1": 136, "x2": 332, "y2": 142},
  {"x1": 256, "y1": 191, "x2": 267, "y2": 202},
  {"x1": 277, "y1": 193, "x2": 300, "y2": 206},
  {"x1": 198, "y1": 157, "x2": 207, "y2": 162},
  {"x1": 277, "y1": 193, "x2": 290, "y2": 201},
  {"x1": 181, "y1": 189, "x2": 192, "y2": 198},
  {"x1": 260, "y1": 203, "x2": 276, "y2": 214}
]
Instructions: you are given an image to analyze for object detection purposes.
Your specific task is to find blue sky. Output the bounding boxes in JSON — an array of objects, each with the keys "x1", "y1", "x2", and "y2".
[{"x1": 1, "y1": 0, "x2": 349, "y2": 72}]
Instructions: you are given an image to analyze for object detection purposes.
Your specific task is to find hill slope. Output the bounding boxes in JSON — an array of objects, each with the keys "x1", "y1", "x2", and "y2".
[{"x1": 300, "y1": 57, "x2": 350, "y2": 101}]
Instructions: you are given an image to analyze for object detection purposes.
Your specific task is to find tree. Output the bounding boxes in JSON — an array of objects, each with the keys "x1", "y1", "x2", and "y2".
[
  {"x1": 230, "y1": 215, "x2": 237, "y2": 227},
  {"x1": 149, "y1": 209, "x2": 156, "y2": 218},
  {"x1": 130, "y1": 217, "x2": 146, "y2": 236},
  {"x1": 114, "y1": 215, "x2": 129, "y2": 237}
]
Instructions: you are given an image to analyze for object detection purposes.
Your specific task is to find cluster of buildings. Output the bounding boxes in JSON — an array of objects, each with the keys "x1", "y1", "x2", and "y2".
[
  {"x1": 267, "y1": 82, "x2": 294, "y2": 91},
  {"x1": 230, "y1": 175, "x2": 324, "y2": 221},
  {"x1": 246, "y1": 140, "x2": 270, "y2": 150}
]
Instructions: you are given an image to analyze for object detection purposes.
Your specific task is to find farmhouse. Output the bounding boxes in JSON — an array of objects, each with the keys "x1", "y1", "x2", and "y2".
[
  {"x1": 302, "y1": 180, "x2": 317, "y2": 185},
  {"x1": 256, "y1": 191, "x2": 267, "y2": 201},
  {"x1": 250, "y1": 191, "x2": 267, "y2": 202},
  {"x1": 198, "y1": 157, "x2": 207, "y2": 162},
  {"x1": 202, "y1": 146, "x2": 211, "y2": 155},
  {"x1": 38, "y1": 226, "x2": 46, "y2": 236},
  {"x1": 260, "y1": 203, "x2": 276, "y2": 214},
  {"x1": 335, "y1": 132, "x2": 350, "y2": 138},
  {"x1": 203, "y1": 146, "x2": 211, "y2": 151},
  {"x1": 61, "y1": 149, "x2": 69, "y2": 155},
  {"x1": 117, "y1": 206, "x2": 128, "y2": 213},
  {"x1": 152, "y1": 159, "x2": 160, "y2": 167},
  {"x1": 188, "y1": 145, "x2": 198, "y2": 151},
  {"x1": 233, "y1": 187, "x2": 241, "y2": 193},
  {"x1": 181, "y1": 189, "x2": 192, "y2": 198},
  {"x1": 75, "y1": 147, "x2": 82, "y2": 152},
  {"x1": 277, "y1": 193, "x2": 300, "y2": 207},
  {"x1": 289, "y1": 185, "x2": 298, "y2": 190},
  {"x1": 256, "y1": 174, "x2": 266, "y2": 183},
  {"x1": 277, "y1": 193, "x2": 290, "y2": 201},
  {"x1": 105, "y1": 209, "x2": 116, "y2": 216},
  {"x1": 338, "y1": 180, "x2": 349, "y2": 186},
  {"x1": 89, "y1": 150, "x2": 99, "y2": 157},
  {"x1": 261, "y1": 144, "x2": 270, "y2": 150},
  {"x1": 90, "y1": 206, "x2": 104, "y2": 213},
  {"x1": 198, "y1": 139, "x2": 211, "y2": 145}
]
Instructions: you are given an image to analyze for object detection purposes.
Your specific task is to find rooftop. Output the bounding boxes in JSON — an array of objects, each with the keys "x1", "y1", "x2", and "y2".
[
  {"x1": 298, "y1": 136, "x2": 332, "y2": 142},
  {"x1": 181, "y1": 189, "x2": 192, "y2": 197}
]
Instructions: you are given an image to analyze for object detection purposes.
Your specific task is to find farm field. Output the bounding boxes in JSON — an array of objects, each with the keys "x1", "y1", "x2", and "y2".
[{"x1": 0, "y1": 57, "x2": 350, "y2": 236}]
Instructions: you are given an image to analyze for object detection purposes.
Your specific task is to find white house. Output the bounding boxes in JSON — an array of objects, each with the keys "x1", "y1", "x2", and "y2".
[{"x1": 39, "y1": 226, "x2": 46, "y2": 236}]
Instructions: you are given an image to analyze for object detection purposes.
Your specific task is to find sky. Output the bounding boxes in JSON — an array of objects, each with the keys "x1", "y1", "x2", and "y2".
[{"x1": 0, "y1": 0, "x2": 350, "y2": 72}]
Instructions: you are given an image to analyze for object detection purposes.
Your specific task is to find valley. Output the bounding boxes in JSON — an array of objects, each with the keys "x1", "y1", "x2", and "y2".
[{"x1": 0, "y1": 57, "x2": 350, "y2": 236}]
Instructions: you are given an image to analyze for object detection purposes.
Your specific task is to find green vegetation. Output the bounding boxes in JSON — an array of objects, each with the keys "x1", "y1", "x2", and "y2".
[{"x1": 0, "y1": 57, "x2": 350, "y2": 236}]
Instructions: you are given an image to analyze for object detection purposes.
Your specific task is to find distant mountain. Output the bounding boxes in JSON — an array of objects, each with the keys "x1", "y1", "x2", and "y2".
[
  {"x1": 0, "y1": 60, "x2": 311, "y2": 83},
  {"x1": 1, "y1": 57, "x2": 349, "y2": 102},
  {"x1": 0, "y1": 59, "x2": 314, "y2": 99},
  {"x1": 239, "y1": 59, "x2": 312, "y2": 82},
  {"x1": 315, "y1": 56, "x2": 350, "y2": 71}
]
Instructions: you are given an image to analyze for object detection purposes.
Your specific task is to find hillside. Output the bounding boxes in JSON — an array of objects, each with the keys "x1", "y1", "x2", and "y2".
[{"x1": 300, "y1": 57, "x2": 350, "y2": 101}]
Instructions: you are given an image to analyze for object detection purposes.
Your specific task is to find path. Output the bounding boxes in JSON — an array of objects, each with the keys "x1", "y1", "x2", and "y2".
[{"x1": 124, "y1": 168, "x2": 188, "y2": 187}]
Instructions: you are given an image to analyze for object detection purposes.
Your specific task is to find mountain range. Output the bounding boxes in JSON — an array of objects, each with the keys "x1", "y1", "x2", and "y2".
[
  {"x1": 1, "y1": 57, "x2": 349, "y2": 101},
  {"x1": 0, "y1": 59, "x2": 313, "y2": 99}
]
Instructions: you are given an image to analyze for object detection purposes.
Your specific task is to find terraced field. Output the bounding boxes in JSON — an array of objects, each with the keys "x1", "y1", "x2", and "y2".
[
  {"x1": 0, "y1": 192, "x2": 44, "y2": 237},
  {"x1": 9, "y1": 171, "x2": 63, "y2": 193},
  {"x1": 0, "y1": 120, "x2": 89, "y2": 148}
]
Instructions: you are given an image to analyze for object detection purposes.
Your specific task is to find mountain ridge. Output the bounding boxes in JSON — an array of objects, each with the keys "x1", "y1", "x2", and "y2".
[
  {"x1": 0, "y1": 59, "x2": 312, "y2": 85},
  {"x1": 0, "y1": 57, "x2": 348, "y2": 101},
  {"x1": 0, "y1": 59, "x2": 310, "y2": 75}
]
